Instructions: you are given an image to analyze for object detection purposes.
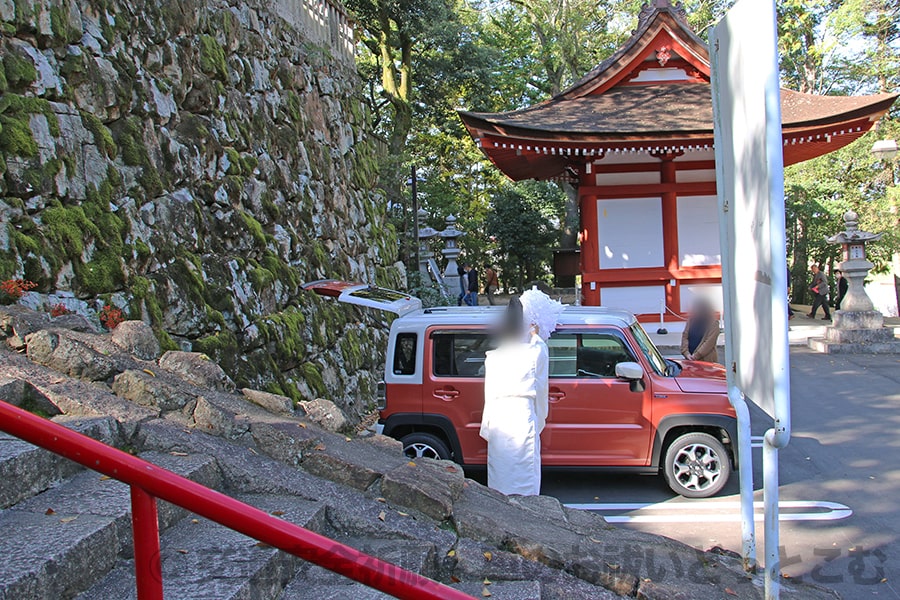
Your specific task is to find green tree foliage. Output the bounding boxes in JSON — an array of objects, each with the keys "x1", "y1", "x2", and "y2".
[{"x1": 486, "y1": 182, "x2": 562, "y2": 290}]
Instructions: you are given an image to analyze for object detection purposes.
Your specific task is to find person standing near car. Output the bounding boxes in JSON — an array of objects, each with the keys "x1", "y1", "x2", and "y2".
[
  {"x1": 807, "y1": 263, "x2": 831, "y2": 321},
  {"x1": 480, "y1": 290, "x2": 561, "y2": 496},
  {"x1": 681, "y1": 297, "x2": 720, "y2": 363},
  {"x1": 484, "y1": 264, "x2": 500, "y2": 305}
]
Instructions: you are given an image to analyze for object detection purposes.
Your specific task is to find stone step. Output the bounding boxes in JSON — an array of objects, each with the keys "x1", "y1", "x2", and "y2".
[
  {"x1": 78, "y1": 495, "x2": 325, "y2": 600},
  {"x1": 0, "y1": 416, "x2": 119, "y2": 509},
  {"x1": 0, "y1": 451, "x2": 219, "y2": 600},
  {"x1": 452, "y1": 581, "x2": 542, "y2": 599},
  {"x1": 280, "y1": 537, "x2": 438, "y2": 599}
]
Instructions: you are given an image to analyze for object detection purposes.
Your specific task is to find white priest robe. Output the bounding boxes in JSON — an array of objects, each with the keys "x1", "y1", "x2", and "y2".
[{"x1": 479, "y1": 334, "x2": 549, "y2": 496}]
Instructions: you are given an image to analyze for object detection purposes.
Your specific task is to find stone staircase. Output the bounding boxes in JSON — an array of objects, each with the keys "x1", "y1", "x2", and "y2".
[
  {"x1": 0, "y1": 415, "x2": 562, "y2": 600},
  {"x1": 0, "y1": 310, "x2": 842, "y2": 600}
]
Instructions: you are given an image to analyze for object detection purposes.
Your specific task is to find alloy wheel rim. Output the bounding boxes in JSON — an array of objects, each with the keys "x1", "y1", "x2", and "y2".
[{"x1": 672, "y1": 442, "x2": 722, "y2": 491}]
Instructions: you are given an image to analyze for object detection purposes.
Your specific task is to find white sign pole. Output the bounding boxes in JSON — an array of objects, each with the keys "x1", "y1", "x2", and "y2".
[{"x1": 711, "y1": 0, "x2": 791, "y2": 597}]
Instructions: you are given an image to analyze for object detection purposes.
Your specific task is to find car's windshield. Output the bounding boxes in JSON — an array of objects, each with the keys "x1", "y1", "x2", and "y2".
[{"x1": 629, "y1": 322, "x2": 667, "y2": 376}]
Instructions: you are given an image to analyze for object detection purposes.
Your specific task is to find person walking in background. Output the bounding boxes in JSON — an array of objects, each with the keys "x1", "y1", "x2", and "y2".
[
  {"x1": 807, "y1": 263, "x2": 831, "y2": 321},
  {"x1": 465, "y1": 264, "x2": 478, "y2": 306},
  {"x1": 681, "y1": 297, "x2": 720, "y2": 363},
  {"x1": 457, "y1": 264, "x2": 468, "y2": 306},
  {"x1": 484, "y1": 264, "x2": 500, "y2": 305},
  {"x1": 834, "y1": 269, "x2": 848, "y2": 310}
]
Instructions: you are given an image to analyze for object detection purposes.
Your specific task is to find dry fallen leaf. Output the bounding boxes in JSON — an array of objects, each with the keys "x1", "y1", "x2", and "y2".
[
  {"x1": 725, "y1": 588, "x2": 738, "y2": 596},
  {"x1": 191, "y1": 519, "x2": 199, "y2": 524},
  {"x1": 60, "y1": 516, "x2": 78, "y2": 523},
  {"x1": 314, "y1": 443, "x2": 327, "y2": 451},
  {"x1": 298, "y1": 422, "x2": 307, "y2": 429},
  {"x1": 445, "y1": 466, "x2": 457, "y2": 473},
  {"x1": 377, "y1": 511, "x2": 386, "y2": 522},
  {"x1": 345, "y1": 437, "x2": 352, "y2": 442},
  {"x1": 176, "y1": 549, "x2": 188, "y2": 554},
  {"x1": 376, "y1": 497, "x2": 387, "y2": 503},
  {"x1": 45, "y1": 508, "x2": 55, "y2": 515},
  {"x1": 881, "y1": 578, "x2": 888, "y2": 583},
  {"x1": 407, "y1": 461, "x2": 417, "y2": 467},
  {"x1": 450, "y1": 576, "x2": 461, "y2": 583},
  {"x1": 589, "y1": 537, "x2": 601, "y2": 543},
  {"x1": 483, "y1": 551, "x2": 493, "y2": 561},
  {"x1": 271, "y1": 510, "x2": 285, "y2": 516},
  {"x1": 170, "y1": 451, "x2": 188, "y2": 457},
  {"x1": 397, "y1": 511, "x2": 409, "y2": 517},
  {"x1": 447, "y1": 549, "x2": 456, "y2": 557},
  {"x1": 606, "y1": 563, "x2": 620, "y2": 571},
  {"x1": 99, "y1": 475, "x2": 111, "y2": 481},
  {"x1": 483, "y1": 578, "x2": 492, "y2": 585},
  {"x1": 254, "y1": 542, "x2": 271, "y2": 548},
  {"x1": 481, "y1": 588, "x2": 492, "y2": 597},
  {"x1": 142, "y1": 369, "x2": 156, "y2": 377}
]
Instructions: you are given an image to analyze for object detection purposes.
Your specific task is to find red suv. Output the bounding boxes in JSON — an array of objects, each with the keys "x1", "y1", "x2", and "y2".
[{"x1": 304, "y1": 281, "x2": 737, "y2": 498}]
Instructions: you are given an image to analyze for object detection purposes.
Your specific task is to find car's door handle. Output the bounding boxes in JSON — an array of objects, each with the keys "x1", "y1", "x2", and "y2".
[
  {"x1": 433, "y1": 388, "x2": 460, "y2": 401},
  {"x1": 548, "y1": 388, "x2": 566, "y2": 403}
]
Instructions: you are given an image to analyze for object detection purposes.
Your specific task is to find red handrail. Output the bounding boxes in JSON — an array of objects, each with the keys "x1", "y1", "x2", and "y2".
[{"x1": 0, "y1": 401, "x2": 474, "y2": 600}]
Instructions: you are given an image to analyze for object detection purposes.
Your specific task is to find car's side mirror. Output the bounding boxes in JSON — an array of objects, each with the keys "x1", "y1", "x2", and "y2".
[{"x1": 615, "y1": 362, "x2": 644, "y2": 380}]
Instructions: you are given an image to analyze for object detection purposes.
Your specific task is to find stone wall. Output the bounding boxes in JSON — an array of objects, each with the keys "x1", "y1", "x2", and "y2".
[{"x1": 0, "y1": 0, "x2": 403, "y2": 421}]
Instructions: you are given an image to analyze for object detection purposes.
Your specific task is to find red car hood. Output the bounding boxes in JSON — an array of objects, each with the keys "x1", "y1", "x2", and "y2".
[{"x1": 675, "y1": 361, "x2": 728, "y2": 394}]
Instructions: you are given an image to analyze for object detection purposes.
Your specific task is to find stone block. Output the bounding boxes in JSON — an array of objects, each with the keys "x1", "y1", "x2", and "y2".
[
  {"x1": 25, "y1": 330, "x2": 117, "y2": 381},
  {"x1": 381, "y1": 458, "x2": 465, "y2": 521},
  {"x1": 242, "y1": 388, "x2": 294, "y2": 416},
  {"x1": 0, "y1": 305, "x2": 50, "y2": 350},
  {"x1": 298, "y1": 398, "x2": 349, "y2": 432},
  {"x1": 112, "y1": 370, "x2": 193, "y2": 412},
  {"x1": 832, "y1": 310, "x2": 884, "y2": 330},
  {"x1": 192, "y1": 396, "x2": 249, "y2": 439},
  {"x1": 159, "y1": 351, "x2": 235, "y2": 392},
  {"x1": 111, "y1": 321, "x2": 161, "y2": 360}
]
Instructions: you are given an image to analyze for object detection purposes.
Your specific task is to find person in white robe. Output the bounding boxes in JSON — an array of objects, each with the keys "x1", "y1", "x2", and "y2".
[{"x1": 480, "y1": 290, "x2": 562, "y2": 496}]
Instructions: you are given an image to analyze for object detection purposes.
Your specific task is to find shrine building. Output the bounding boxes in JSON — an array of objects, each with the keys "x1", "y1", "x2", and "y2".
[{"x1": 458, "y1": 0, "x2": 898, "y2": 322}]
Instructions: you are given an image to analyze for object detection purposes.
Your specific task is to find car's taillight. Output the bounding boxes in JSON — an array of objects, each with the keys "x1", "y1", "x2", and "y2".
[{"x1": 376, "y1": 380, "x2": 386, "y2": 410}]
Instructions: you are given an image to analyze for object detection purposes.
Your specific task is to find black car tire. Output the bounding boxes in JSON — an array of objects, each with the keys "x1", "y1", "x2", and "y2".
[
  {"x1": 400, "y1": 432, "x2": 452, "y2": 461},
  {"x1": 663, "y1": 432, "x2": 730, "y2": 498}
]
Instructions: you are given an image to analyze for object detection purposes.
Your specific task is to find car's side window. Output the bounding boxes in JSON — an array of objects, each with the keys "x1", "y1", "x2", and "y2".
[
  {"x1": 392, "y1": 333, "x2": 417, "y2": 376},
  {"x1": 547, "y1": 332, "x2": 635, "y2": 378},
  {"x1": 547, "y1": 334, "x2": 578, "y2": 377},
  {"x1": 579, "y1": 333, "x2": 635, "y2": 377},
  {"x1": 432, "y1": 333, "x2": 494, "y2": 377}
]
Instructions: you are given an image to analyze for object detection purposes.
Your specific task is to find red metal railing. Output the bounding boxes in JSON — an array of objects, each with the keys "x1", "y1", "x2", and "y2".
[{"x1": 0, "y1": 401, "x2": 474, "y2": 600}]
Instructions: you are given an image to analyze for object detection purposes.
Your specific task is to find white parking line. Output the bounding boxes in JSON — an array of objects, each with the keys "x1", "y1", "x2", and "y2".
[{"x1": 564, "y1": 500, "x2": 852, "y2": 523}]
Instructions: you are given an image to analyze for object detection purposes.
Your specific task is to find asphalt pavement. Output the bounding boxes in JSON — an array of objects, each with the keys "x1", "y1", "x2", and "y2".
[{"x1": 540, "y1": 346, "x2": 900, "y2": 599}]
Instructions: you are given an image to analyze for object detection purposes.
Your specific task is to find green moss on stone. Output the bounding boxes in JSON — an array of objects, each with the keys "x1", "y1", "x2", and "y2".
[
  {"x1": 50, "y1": 5, "x2": 82, "y2": 44},
  {"x1": 134, "y1": 239, "x2": 151, "y2": 261},
  {"x1": 81, "y1": 112, "x2": 117, "y2": 158},
  {"x1": 225, "y1": 147, "x2": 241, "y2": 175},
  {"x1": 2, "y1": 53, "x2": 36, "y2": 89},
  {"x1": 75, "y1": 248, "x2": 125, "y2": 294},
  {"x1": 0, "y1": 115, "x2": 37, "y2": 157},
  {"x1": 198, "y1": 35, "x2": 227, "y2": 81},
  {"x1": 194, "y1": 329, "x2": 239, "y2": 373},
  {"x1": 299, "y1": 362, "x2": 327, "y2": 397},
  {"x1": 42, "y1": 204, "x2": 100, "y2": 259},
  {"x1": 238, "y1": 211, "x2": 267, "y2": 247}
]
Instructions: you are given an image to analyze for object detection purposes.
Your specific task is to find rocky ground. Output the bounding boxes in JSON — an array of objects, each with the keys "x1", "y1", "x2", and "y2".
[{"x1": 0, "y1": 304, "x2": 841, "y2": 599}]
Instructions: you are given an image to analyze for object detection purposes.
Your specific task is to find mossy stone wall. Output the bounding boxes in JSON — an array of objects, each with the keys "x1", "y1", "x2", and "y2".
[{"x1": 0, "y1": 0, "x2": 402, "y2": 421}]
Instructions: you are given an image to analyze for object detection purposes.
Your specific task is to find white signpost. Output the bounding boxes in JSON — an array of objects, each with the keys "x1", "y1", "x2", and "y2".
[{"x1": 711, "y1": 0, "x2": 792, "y2": 598}]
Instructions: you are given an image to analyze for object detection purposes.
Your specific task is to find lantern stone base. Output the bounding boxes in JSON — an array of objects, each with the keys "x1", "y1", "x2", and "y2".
[{"x1": 808, "y1": 310, "x2": 900, "y2": 354}]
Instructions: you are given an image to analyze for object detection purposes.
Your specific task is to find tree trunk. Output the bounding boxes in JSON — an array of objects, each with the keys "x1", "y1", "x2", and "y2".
[{"x1": 558, "y1": 181, "x2": 579, "y2": 249}]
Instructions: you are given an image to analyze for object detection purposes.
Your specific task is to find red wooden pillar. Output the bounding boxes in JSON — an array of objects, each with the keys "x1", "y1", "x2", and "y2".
[
  {"x1": 659, "y1": 154, "x2": 681, "y2": 316},
  {"x1": 579, "y1": 164, "x2": 600, "y2": 305}
]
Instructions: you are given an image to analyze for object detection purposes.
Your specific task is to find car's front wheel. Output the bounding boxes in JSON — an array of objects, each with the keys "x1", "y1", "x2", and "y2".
[
  {"x1": 663, "y1": 432, "x2": 730, "y2": 498},
  {"x1": 400, "y1": 432, "x2": 452, "y2": 461}
]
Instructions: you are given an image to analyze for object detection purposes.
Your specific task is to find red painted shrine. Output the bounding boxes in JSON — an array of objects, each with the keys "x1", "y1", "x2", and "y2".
[{"x1": 459, "y1": 0, "x2": 898, "y2": 320}]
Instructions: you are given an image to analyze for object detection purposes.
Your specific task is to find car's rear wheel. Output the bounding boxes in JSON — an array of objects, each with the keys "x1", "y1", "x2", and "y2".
[
  {"x1": 400, "y1": 432, "x2": 452, "y2": 461},
  {"x1": 663, "y1": 432, "x2": 730, "y2": 498}
]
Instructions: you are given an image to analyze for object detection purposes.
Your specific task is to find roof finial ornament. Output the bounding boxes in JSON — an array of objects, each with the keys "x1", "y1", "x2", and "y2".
[{"x1": 636, "y1": 0, "x2": 689, "y2": 32}]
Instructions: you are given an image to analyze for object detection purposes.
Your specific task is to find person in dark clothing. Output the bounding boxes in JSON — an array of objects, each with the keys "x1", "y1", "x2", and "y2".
[
  {"x1": 465, "y1": 264, "x2": 478, "y2": 306},
  {"x1": 807, "y1": 264, "x2": 831, "y2": 320},
  {"x1": 457, "y1": 264, "x2": 467, "y2": 306},
  {"x1": 681, "y1": 298, "x2": 720, "y2": 363},
  {"x1": 834, "y1": 269, "x2": 848, "y2": 310}
]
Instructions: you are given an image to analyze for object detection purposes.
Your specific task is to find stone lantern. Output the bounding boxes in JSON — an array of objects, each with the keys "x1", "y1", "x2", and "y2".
[
  {"x1": 809, "y1": 211, "x2": 900, "y2": 353},
  {"x1": 826, "y1": 210, "x2": 881, "y2": 313},
  {"x1": 438, "y1": 214, "x2": 465, "y2": 297},
  {"x1": 416, "y1": 209, "x2": 439, "y2": 281}
]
